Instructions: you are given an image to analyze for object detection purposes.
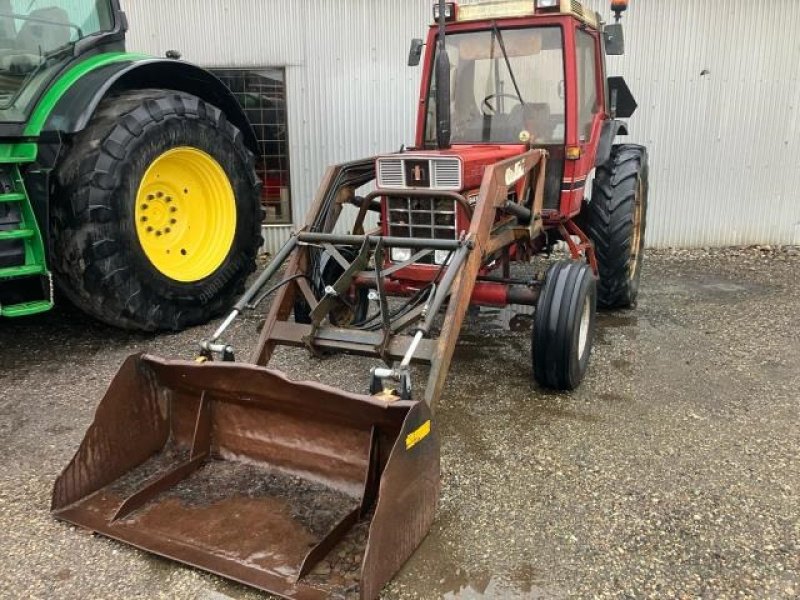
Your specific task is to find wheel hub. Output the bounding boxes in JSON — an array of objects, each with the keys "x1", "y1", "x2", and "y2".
[
  {"x1": 629, "y1": 178, "x2": 644, "y2": 280},
  {"x1": 135, "y1": 147, "x2": 236, "y2": 282},
  {"x1": 578, "y1": 295, "x2": 591, "y2": 359}
]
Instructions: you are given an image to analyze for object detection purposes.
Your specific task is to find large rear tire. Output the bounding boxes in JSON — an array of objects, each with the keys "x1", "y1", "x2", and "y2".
[
  {"x1": 584, "y1": 144, "x2": 649, "y2": 309},
  {"x1": 52, "y1": 89, "x2": 262, "y2": 331},
  {"x1": 532, "y1": 260, "x2": 597, "y2": 390}
]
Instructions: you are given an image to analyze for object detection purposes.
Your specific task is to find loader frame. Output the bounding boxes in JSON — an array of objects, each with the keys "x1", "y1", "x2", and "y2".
[{"x1": 214, "y1": 149, "x2": 547, "y2": 407}]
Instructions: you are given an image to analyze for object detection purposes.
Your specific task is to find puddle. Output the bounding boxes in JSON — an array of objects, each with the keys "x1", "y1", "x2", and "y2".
[
  {"x1": 398, "y1": 559, "x2": 565, "y2": 599},
  {"x1": 700, "y1": 282, "x2": 751, "y2": 294},
  {"x1": 596, "y1": 391, "x2": 630, "y2": 404},
  {"x1": 594, "y1": 312, "x2": 639, "y2": 346},
  {"x1": 656, "y1": 276, "x2": 764, "y2": 304},
  {"x1": 597, "y1": 313, "x2": 638, "y2": 329},
  {"x1": 442, "y1": 576, "x2": 564, "y2": 599},
  {"x1": 610, "y1": 358, "x2": 633, "y2": 373}
]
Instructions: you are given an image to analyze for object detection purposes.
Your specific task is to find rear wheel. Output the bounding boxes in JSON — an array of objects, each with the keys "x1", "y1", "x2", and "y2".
[
  {"x1": 532, "y1": 260, "x2": 597, "y2": 390},
  {"x1": 52, "y1": 89, "x2": 262, "y2": 331},
  {"x1": 584, "y1": 144, "x2": 649, "y2": 309}
]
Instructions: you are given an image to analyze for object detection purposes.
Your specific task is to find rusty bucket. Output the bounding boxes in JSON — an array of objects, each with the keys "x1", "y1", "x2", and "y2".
[{"x1": 52, "y1": 354, "x2": 439, "y2": 599}]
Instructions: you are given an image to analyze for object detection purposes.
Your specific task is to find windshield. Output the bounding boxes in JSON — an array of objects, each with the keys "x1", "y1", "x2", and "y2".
[
  {"x1": 425, "y1": 26, "x2": 565, "y2": 146},
  {"x1": 0, "y1": 0, "x2": 114, "y2": 116}
]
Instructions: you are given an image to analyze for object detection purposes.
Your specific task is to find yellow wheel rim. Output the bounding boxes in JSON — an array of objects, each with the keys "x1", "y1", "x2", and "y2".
[{"x1": 135, "y1": 147, "x2": 236, "y2": 282}]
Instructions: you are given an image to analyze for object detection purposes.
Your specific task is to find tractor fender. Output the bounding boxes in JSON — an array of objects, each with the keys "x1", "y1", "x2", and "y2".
[
  {"x1": 595, "y1": 119, "x2": 629, "y2": 167},
  {"x1": 42, "y1": 57, "x2": 257, "y2": 153}
]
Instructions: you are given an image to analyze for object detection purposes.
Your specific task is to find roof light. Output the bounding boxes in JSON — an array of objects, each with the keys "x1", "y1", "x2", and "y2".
[
  {"x1": 456, "y1": 0, "x2": 535, "y2": 22},
  {"x1": 433, "y1": 2, "x2": 457, "y2": 22},
  {"x1": 611, "y1": 0, "x2": 628, "y2": 21},
  {"x1": 536, "y1": 0, "x2": 559, "y2": 8}
]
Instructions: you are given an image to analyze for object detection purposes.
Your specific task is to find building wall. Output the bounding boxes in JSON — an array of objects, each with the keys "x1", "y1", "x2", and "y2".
[{"x1": 126, "y1": 0, "x2": 800, "y2": 249}]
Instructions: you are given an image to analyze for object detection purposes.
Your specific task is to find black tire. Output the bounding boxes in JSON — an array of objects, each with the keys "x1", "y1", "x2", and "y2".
[
  {"x1": 532, "y1": 260, "x2": 597, "y2": 390},
  {"x1": 584, "y1": 144, "x2": 649, "y2": 309},
  {"x1": 294, "y1": 247, "x2": 369, "y2": 326},
  {"x1": 51, "y1": 89, "x2": 262, "y2": 331}
]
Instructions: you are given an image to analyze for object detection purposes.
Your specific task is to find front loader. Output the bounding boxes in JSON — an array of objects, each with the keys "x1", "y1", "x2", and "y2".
[{"x1": 53, "y1": 1, "x2": 648, "y2": 598}]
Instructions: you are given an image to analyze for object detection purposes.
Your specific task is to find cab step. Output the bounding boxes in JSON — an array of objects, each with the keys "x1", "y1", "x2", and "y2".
[
  {"x1": 0, "y1": 228, "x2": 35, "y2": 241},
  {"x1": 0, "y1": 299, "x2": 54, "y2": 318},
  {"x1": 0, "y1": 159, "x2": 52, "y2": 316},
  {"x1": 0, "y1": 263, "x2": 45, "y2": 278}
]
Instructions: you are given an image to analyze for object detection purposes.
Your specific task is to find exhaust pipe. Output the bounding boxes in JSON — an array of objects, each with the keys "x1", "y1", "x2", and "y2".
[{"x1": 435, "y1": 0, "x2": 451, "y2": 149}]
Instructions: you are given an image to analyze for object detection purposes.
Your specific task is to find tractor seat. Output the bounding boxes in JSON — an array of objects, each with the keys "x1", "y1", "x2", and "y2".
[{"x1": 16, "y1": 7, "x2": 72, "y2": 56}]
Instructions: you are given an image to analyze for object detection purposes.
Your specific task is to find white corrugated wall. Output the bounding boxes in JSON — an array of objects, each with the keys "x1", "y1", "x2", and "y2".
[{"x1": 125, "y1": 0, "x2": 800, "y2": 249}]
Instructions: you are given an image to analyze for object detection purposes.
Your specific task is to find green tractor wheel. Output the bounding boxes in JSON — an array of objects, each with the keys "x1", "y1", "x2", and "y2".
[{"x1": 51, "y1": 89, "x2": 262, "y2": 331}]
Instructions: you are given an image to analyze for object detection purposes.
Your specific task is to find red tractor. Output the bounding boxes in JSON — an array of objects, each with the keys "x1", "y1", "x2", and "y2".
[{"x1": 54, "y1": 1, "x2": 649, "y2": 598}]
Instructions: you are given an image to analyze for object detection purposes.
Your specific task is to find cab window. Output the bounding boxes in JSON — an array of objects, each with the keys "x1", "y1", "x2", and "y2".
[
  {"x1": 575, "y1": 29, "x2": 600, "y2": 142},
  {"x1": 425, "y1": 26, "x2": 566, "y2": 146}
]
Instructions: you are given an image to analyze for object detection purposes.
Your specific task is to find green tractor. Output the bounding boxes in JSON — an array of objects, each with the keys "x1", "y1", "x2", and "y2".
[{"x1": 0, "y1": 0, "x2": 262, "y2": 330}]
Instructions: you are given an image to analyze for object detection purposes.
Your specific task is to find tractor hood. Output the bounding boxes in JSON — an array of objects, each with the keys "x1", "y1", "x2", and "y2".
[{"x1": 376, "y1": 145, "x2": 526, "y2": 192}]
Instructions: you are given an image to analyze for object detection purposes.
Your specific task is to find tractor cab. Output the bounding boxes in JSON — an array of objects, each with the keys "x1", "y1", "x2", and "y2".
[
  {"x1": 401, "y1": 0, "x2": 634, "y2": 220},
  {"x1": 0, "y1": 0, "x2": 125, "y2": 123}
]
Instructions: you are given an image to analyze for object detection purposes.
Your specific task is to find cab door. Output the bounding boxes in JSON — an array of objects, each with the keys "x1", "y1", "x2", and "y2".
[{"x1": 565, "y1": 26, "x2": 605, "y2": 215}]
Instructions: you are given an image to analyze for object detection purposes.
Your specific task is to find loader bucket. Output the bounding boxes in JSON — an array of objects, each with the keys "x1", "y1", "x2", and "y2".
[{"x1": 52, "y1": 354, "x2": 439, "y2": 599}]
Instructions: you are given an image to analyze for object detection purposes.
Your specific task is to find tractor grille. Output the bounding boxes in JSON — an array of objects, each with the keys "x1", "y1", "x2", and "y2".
[
  {"x1": 377, "y1": 159, "x2": 404, "y2": 188},
  {"x1": 431, "y1": 160, "x2": 461, "y2": 189},
  {"x1": 387, "y1": 196, "x2": 457, "y2": 264},
  {"x1": 377, "y1": 157, "x2": 462, "y2": 190},
  {"x1": 388, "y1": 197, "x2": 458, "y2": 240}
]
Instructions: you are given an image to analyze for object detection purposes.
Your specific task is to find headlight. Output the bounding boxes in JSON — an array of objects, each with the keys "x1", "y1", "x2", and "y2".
[
  {"x1": 433, "y1": 2, "x2": 456, "y2": 21},
  {"x1": 434, "y1": 250, "x2": 452, "y2": 265},
  {"x1": 391, "y1": 248, "x2": 411, "y2": 263}
]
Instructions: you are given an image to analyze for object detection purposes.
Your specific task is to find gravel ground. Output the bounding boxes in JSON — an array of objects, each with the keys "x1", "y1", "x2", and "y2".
[{"x1": 0, "y1": 247, "x2": 798, "y2": 599}]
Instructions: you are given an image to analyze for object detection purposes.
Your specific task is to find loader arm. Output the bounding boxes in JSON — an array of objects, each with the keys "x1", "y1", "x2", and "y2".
[{"x1": 249, "y1": 149, "x2": 547, "y2": 408}]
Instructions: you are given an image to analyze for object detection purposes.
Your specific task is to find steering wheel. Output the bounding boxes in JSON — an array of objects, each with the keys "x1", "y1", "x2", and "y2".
[{"x1": 481, "y1": 93, "x2": 522, "y2": 116}]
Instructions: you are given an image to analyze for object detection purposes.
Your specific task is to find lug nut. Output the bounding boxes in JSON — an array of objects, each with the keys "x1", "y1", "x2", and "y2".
[
  {"x1": 147, "y1": 194, "x2": 154, "y2": 201},
  {"x1": 141, "y1": 204, "x2": 149, "y2": 210},
  {"x1": 164, "y1": 228, "x2": 171, "y2": 234},
  {"x1": 146, "y1": 226, "x2": 153, "y2": 232},
  {"x1": 170, "y1": 218, "x2": 177, "y2": 225},
  {"x1": 156, "y1": 191, "x2": 164, "y2": 199},
  {"x1": 140, "y1": 216, "x2": 148, "y2": 223},
  {"x1": 170, "y1": 207, "x2": 177, "y2": 213},
  {"x1": 166, "y1": 197, "x2": 172, "y2": 203},
  {"x1": 156, "y1": 230, "x2": 162, "y2": 237}
]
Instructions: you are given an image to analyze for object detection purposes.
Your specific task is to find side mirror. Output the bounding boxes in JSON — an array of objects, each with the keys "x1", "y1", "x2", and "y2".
[
  {"x1": 605, "y1": 24, "x2": 625, "y2": 56},
  {"x1": 408, "y1": 38, "x2": 424, "y2": 67}
]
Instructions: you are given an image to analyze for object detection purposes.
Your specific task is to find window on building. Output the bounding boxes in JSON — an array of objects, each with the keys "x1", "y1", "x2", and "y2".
[
  {"x1": 575, "y1": 30, "x2": 599, "y2": 142},
  {"x1": 212, "y1": 68, "x2": 291, "y2": 224}
]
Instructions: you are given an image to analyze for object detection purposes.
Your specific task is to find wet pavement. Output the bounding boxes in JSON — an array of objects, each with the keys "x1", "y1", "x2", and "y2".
[{"x1": 0, "y1": 248, "x2": 798, "y2": 599}]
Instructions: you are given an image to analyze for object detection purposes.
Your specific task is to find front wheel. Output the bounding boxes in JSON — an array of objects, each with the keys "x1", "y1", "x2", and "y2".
[
  {"x1": 52, "y1": 89, "x2": 262, "y2": 331},
  {"x1": 532, "y1": 260, "x2": 597, "y2": 390}
]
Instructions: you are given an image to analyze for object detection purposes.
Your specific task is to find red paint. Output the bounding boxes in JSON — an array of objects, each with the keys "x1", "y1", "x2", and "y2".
[
  {"x1": 356, "y1": 276, "x2": 514, "y2": 308},
  {"x1": 374, "y1": 10, "x2": 608, "y2": 304}
]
